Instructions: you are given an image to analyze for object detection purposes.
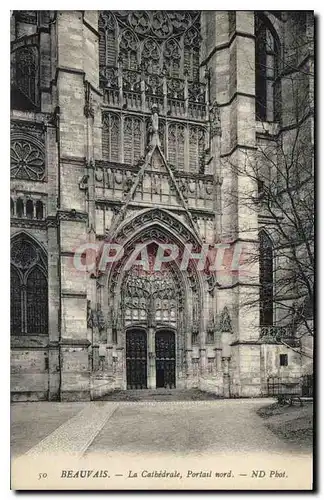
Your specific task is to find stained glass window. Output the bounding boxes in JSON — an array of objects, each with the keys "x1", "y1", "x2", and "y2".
[
  {"x1": 259, "y1": 231, "x2": 274, "y2": 326},
  {"x1": 10, "y1": 235, "x2": 48, "y2": 335},
  {"x1": 26, "y1": 267, "x2": 48, "y2": 333},
  {"x1": 11, "y1": 266, "x2": 22, "y2": 334},
  {"x1": 168, "y1": 123, "x2": 185, "y2": 169},
  {"x1": 255, "y1": 14, "x2": 280, "y2": 122},
  {"x1": 189, "y1": 126, "x2": 205, "y2": 172},
  {"x1": 15, "y1": 46, "x2": 38, "y2": 108},
  {"x1": 102, "y1": 113, "x2": 120, "y2": 162},
  {"x1": 124, "y1": 117, "x2": 142, "y2": 165},
  {"x1": 99, "y1": 11, "x2": 201, "y2": 81}
]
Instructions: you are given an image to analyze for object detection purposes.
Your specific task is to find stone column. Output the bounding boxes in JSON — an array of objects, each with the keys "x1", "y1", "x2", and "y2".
[
  {"x1": 92, "y1": 345, "x2": 99, "y2": 371},
  {"x1": 199, "y1": 294, "x2": 208, "y2": 378},
  {"x1": 202, "y1": 11, "x2": 261, "y2": 397},
  {"x1": 116, "y1": 347, "x2": 126, "y2": 389},
  {"x1": 45, "y1": 65, "x2": 61, "y2": 398},
  {"x1": 55, "y1": 11, "x2": 100, "y2": 401},
  {"x1": 222, "y1": 356, "x2": 231, "y2": 398},
  {"x1": 47, "y1": 216, "x2": 60, "y2": 400},
  {"x1": 107, "y1": 322, "x2": 113, "y2": 345},
  {"x1": 199, "y1": 348, "x2": 207, "y2": 376},
  {"x1": 185, "y1": 306, "x2": 193, "y2": 386},
  {"x1": 106, "y1": 346, "x2": 113, "y2": 372},
  {"x1": 185, "y1": 349, "x2": 193, "y2": 377},
  {"x1": 147, "y1": 327, "x2": 156, "y2": 389},
  {"x1": 215, "y1": 348, "x2": 222, "y2": 373}
]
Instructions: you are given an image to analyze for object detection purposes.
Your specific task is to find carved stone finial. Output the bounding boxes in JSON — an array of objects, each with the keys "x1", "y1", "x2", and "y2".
[
  {"x1": 207, "y1": 314, "x2": 216, "y2": 334},
  {"x1": 84, "y1": 82, "x2": 94, "y2": 119},
  {"x1": 96, "y1": 303, "x2": 106, "y2": 332},
  {"x1": 87, "y1": 300, "x2": 94, "y2": 329},
  {"x1": 191, "y1": 320, "x2": 199, "y2": 334},
  {"x1": 79, "y1": 174, "x2": 89, "y2": 191},
  {"x1": 137, "y1": 156, "x2": 145, "y2": 167},
  {"x1": 87, "y1": 300, "x2": 106, "y2": 332},
  {"x1": 210, "y1": 100, "x2": 221, "y2": 137},
  {"x1": 219, "y1": 306, "x2": 232, "y2": 332},
  {"x1": 48, "y1": 106, "x2": 60, "y2": 128}
]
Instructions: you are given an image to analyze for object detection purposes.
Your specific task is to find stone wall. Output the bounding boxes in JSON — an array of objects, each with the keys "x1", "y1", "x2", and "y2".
[{"x1": 10, "y1": 11, "x2": 313, "y2": 400}]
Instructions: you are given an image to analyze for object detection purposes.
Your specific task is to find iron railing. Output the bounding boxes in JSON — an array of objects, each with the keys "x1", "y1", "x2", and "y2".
[
  {"x1": 267, "y1": 376, "x2": 301, "y2": 397},
  {"x1": 267, "y1": 375, "x2": 313, "y2": 398}
]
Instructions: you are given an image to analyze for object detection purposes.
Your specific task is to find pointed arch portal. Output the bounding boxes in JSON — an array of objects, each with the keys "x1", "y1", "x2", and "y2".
[
  {"x1": 122, "y1": 242, "x2": 182, "y2": 389},
  {"x1": 99, "y1": 208, "x2": 207, "y2": 390}
]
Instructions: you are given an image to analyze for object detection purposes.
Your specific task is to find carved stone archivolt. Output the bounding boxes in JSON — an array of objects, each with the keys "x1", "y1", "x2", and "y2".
[
  {"x1": 99, "y1": 215, "x2": 210, "y2": 338},
  {"x1": 112, "y1": 208, "x2": 197, "y2": 244},
  {"x1": 122, "y1": 252, "x2": 181, "y2": 328}
]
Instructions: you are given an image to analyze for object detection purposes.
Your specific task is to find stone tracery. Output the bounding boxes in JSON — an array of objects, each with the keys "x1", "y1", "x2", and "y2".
[
  {"x1": 122, "y1": 243, "x2": 180, "y2": 328},
  {"x1": 99, "y1": 10, "x2": 201, "y2": 80},
  {"x1": 10, "y1": 234, "x2": 48, "y2": 335},
  {"x1": 11, "y1": 137, "x2": 45, "y2": 181}
]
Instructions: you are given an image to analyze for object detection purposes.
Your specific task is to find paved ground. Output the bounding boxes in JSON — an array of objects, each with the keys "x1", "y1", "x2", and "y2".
[
  {"x1": 257, "y1": 402, "x2": 313, "y2": 451},
  {"x1": 11, "y1": 402, "x2": 89, "y2": 458},
  {"x1": 85, "y1": 399, "x2": 289, "y2": 457},
  {"x1": 11, "y1": 396, "x2": 312, "y2": 459}
]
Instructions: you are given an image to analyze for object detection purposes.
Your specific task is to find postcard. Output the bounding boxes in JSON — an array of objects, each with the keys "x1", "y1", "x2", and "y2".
[{"x1": 10, "y1": 9, "x2": 314, "y2": 490}]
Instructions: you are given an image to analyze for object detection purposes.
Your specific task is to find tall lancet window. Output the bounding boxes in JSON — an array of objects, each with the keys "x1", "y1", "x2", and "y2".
[
  {"x1": 259, "y1": 231, "x2": 274, "y2": 326},
  {"x1": 255, "y1": 14, "x2": 280, "y2": 122},
  {"x1": 10, "y1": 234, "x2": 48, "y2": 335}
]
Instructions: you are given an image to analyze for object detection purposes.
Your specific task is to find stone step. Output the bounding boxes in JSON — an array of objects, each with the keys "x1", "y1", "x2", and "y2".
[{"x1": 95, "y1": 388, "x2": 221, "y2": 402}]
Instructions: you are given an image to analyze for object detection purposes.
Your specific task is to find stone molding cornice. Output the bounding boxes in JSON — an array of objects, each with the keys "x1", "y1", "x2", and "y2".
[
  {"x1": 61, "y1": 291, "x2": 87, "y2": 299},
  {"x1": 11, "y1": 218, "x2": 47, "y2": 230},
  {"x1": 201, "y1": 30, "x2": 255, "y2": 67},
  {"x1": 57, "y1": 210, "x2": 88, "y2": 222},
  {"x1": 220, "y1": 143, "x2": 257, "y2": 158},
  {"x1": 59, "y1": 338, "x2": 91, "y2": 347}
]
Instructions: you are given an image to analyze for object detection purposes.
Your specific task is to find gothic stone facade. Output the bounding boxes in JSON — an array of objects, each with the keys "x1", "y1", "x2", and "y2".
[{"x1": 10, "y1": 11, "x2": 314, "y2": 401}]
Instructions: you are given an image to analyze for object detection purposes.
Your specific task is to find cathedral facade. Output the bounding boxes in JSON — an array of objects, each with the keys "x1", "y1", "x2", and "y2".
[{"x1": 10, "y1": 11, "x2": 314, "y2": 401}]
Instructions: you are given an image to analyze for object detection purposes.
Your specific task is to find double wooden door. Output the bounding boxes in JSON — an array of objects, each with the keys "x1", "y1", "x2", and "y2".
[
  {"x1": 126, "y1": 329, "x2": 176, "y2": 389},
  {"x1": 126, "y1": 330, "x2": 147, "y2": 389},
  {"x1": 155, "y1": 331, "x2": 176, "y2": 389}
]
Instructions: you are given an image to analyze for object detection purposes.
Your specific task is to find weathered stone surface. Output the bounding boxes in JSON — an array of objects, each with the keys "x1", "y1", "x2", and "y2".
[{"x1": 10, "y1": 10, "x2": 313, "y2": 401}]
